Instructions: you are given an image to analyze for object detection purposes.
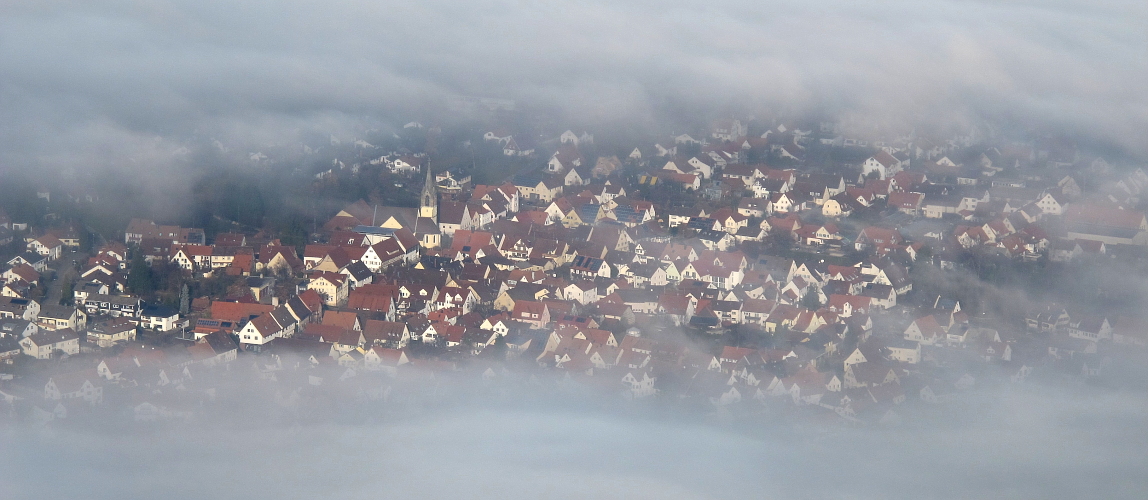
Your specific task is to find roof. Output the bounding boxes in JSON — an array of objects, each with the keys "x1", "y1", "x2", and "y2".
[
  {"x1": 38, "y1": 305, "x2": 79, "y2": 320},
  {"x1": 870, "y1": 150, "x2": 899, "y2": 168},
  {"x1": 25, "y1": 328, "x2": 79, "y2": 346},
  {"x1": 35, "y1": 234, "x2": 63, "y2": 248},
  {"x1": 210, "y1": 301, "x2": 274, "y2": 323},
  {"x1": 887, "y1": 192, "x2": 924, "y2": 209},
  {"x1": 323, "y1": 311, "x2": 360, "y2": 330},
  {"x1": 362, "y1": 319, "x2": 407, "y2": 344},
  {"x1": 1065, "y1": 204, "x2": 1145, "y2": 236},
  {"x1": 141, "y1": 305, "x2": 179, "y2": 319},
  {"x1": 342, "y1": 261, "x2": 373, "y2": 281}
]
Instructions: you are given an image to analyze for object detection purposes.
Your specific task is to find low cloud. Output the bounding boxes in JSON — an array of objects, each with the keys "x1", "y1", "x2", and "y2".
[
  {"x1": 2, "y1": 379, "x2": 1146, "y2": 499},
  {"x1": 2, "y1": 0, "x2": 1146, "y2": 176}
]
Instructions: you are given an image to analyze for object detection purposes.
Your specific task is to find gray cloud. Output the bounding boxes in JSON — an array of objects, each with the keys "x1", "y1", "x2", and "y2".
[
  {"x1": 2, "y1": 0, "x2": 1146, "y2": 174},
  {"x1": 1, "y1": 380, "x2": 1146, "y2": 499}
]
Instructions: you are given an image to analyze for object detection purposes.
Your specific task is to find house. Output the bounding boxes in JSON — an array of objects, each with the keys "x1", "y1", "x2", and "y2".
[
  {"x1": 1035, "y1": 191, "x2": 1068, "y2": 216},
  {"x1": 36, "y1": 305, "x2": 87, "y2": 332},
  {"x1": 904, "y1": 315, "x2": 950, "y2": 345},
  {"x1": 0, "y1": 317, "x2": 37, "y2": 340},
  {"x1": 1064, "y1": 204, "x2": 1148, "y2": 246},
  {"x1": 570, "y1": 255, "x2": 611, "y2": 279},
  {"x1": 8, "y1": 253, "x2": 49, "y2": 273},
  {"x1": 389, "y1": 155, "x2": 424, "y2": 174},
  {"x1": 563, "y1": 165, "x2": 591, "y2": 186},
  {"x1": 591, "y1": 156, "x2": 621, "y2": 179},
  {"x1": 738, "y1": 198, "x2": 771, "y2": 218},
  {"x1": 502, "y1": 137, "x2": 534, "y2": 157},
  {"x1": 3, "y1": 263, "x2": 40, "y2": 286},
  {"x1": 140, "y1": 305, "x2": 181, "y2": 331},
  {"x1": 432, "y1": 286, "x2": 477, "y2": 315},
  {"x1": 86, "y1": 318, "x2": 138, "y2": 348},
  {"x1": 548, "y1": 144, "x2": 583, "y2": 173},
  {"x1": 340, "y1": 261, "x2": 374, "y2": 289},
  {"x1": 1067, "y1": 316, "x2": 1112, "y2": 341},
  {"x1": 20, "y1": 328, "x2": 80, "y2": 359},
  {"x1": 711, "y1": 118, "x2": 747, "y2": 141},
  {"x1": 44, "y1": 371, "x2": 103, "y2": 404},
  {"x1": 1026, "y1": 305, "x2": 1070, "y2": 332},
  {"x1": 307, "y1": 272, "x2": 350, "y2": 307},
  {"x1": 821, "y1": 193, "x2": 857, "y2": 218},
  {"x1": 885, "y1": 340, "x2": 921, "y2": 364},
  {"x1": 170, "y1": 244, "x2": 213, "y2": 271},
  {"x1": 83, "y1": 294, "x2": 142, "y2": 318},
  {"x1": 559, "y1": 130, "x2": 592, "y2": 145},
  {"x1": 259, "y1": 245, "x2": 305, "y2": 275},
  {"x1": 844, "y1": 361, "x2": 899, "y2": 389},
  {"x1": 0, "y1": 335, "x2": 22, "y2": 361},
  {"x1": 435, "y1": 168, "x2": 472, "y2": 193},
  {"x1": 826, "y1": 295, "x2": 872, "y2": 318},
  {"x1": 186, "y1": 331, "x2": 239, "y2": 367},
  {"x1": 363, "y1": 319, "x2": 411, "y2": 347},
  {"x1": 887, "y1": 192, "x2": 925, "y2": 216},
  {"x1": 363, "y1": 347, "x2": 409, "y2": 375},
  {"x1": 0, "y1": 296, "x2": 40, "y2": 321},
  {"x1": 621, "y1": 371, "x2": 658, "y2": 398},
  {"x1": 564, "y1": 281, "x2": 599, "y2": 305},
  {"x1": 511, "y1": 301, "x2": 550, "y2": 329},
  {"x1": 855, "y1": 227, "x2": 905, "y2": 253},
  {"x1": 124, "y1": 219, "x2": 205, "y2": 245},
  {"x1": 27, "y1": 235, "x2": 63, "y2": 260},
  {"x1": 861, "y1": 151, "x2": 903, "y2": 180},
  {"x1": 236, "y1": 310, "x2": 294, "y2": 346},
  {"x1": 514, "y1": 173, "x2": 564, "y2": 203}
]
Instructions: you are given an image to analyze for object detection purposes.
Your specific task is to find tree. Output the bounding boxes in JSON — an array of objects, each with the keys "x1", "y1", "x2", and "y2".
[
  {"x1": 486, "y1": 334, "x2": 508, "y2": 360},
  {"x1": 127, "y1": 250, "x2": 155, "y2": 296},
  {"x1": 59, "y1": 278, "x2": 75, "y2": 306},
  {"x1": 800, "y1": 290, "x2": 822, "y2": 310},
  {"x1": 179, "y1": 283, "x2": 190, "y2": 315},
  {"x1": 913, "y1": 245, "x2": 934, "y2": 267},
  {"x1": 77, "y1": 228, "x2": 91, "y2": 253}
]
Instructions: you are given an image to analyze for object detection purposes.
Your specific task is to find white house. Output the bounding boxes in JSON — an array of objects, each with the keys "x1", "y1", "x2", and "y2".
[
  {"x1": 140, "y1": 306, "x2": 181, "y2": 331},
  {"x1": 36, "y1": 306, "x2": 87, "y2": 332},
  {"x1": 45, "y1": 372, "x2": 103, "y2": 404},
  {"x1": 861, "y1": 151, "x2": 903, "y2": 180},
  {"x1": 621, "y1": 371, "x2": 657, "y2": 398},
  {"x1": 20, "y1": 328, "x2": 80, "y2": 359},
  {"x1": 27, "y1": 235, "x2": 63, "y2": 261},
  {"x1": 237, "y1": 311, "x2": 293, "y2": 346}
]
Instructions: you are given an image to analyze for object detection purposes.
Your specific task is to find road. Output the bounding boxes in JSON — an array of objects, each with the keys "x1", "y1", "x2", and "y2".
[{"x1": 44, "y1": 247, "x2": 87, "y2": 306}]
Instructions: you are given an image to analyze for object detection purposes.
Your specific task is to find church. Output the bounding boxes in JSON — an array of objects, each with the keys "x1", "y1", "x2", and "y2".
[{"x1": 326, "y1": 165, "x2": 442, "y2": 249}]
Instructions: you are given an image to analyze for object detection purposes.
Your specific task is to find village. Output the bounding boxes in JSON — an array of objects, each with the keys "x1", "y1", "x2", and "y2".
[{"x1": 1, "y1": 117, "x2": 1146, "y2": 427}]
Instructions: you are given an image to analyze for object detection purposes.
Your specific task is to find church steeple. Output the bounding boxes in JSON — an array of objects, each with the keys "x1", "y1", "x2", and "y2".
[{"x1": 419, "y1": 161, "x2": 438, "y2": 220}]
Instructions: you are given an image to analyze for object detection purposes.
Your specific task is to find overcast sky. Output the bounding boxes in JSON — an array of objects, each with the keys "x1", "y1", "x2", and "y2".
[{"x1": 1, "y1": 0, "x2": 1146, "y2": 174}]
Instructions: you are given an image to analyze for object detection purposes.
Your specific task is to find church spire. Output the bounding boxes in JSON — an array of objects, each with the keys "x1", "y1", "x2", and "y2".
[{"x1": 419, "y1": 160, "x2": 438, "y2": 220}]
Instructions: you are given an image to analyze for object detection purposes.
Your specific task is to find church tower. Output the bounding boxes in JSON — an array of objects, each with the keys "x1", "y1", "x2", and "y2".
[{"x1": 419, "y1": 162, "x2": 438, "y2": 220}]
